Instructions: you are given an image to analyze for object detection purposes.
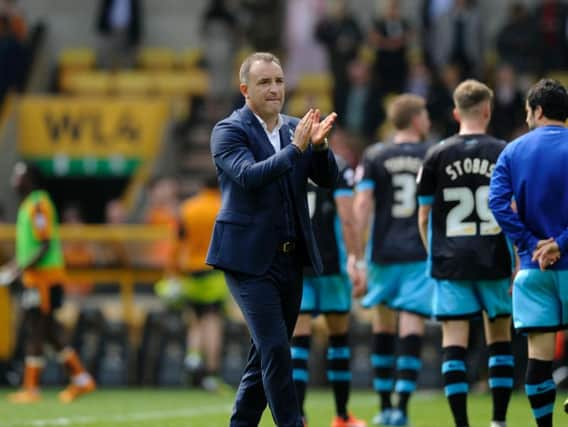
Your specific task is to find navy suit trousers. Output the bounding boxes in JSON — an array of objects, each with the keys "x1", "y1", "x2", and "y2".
[{"x1": 224, "y1": 251, "x2": 304, "y2": 427}]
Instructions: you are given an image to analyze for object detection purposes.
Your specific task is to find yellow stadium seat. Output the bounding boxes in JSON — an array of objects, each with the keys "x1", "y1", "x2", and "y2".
[
  {"x1": 154, "y1": 72, "x2": 194, "y2": 96},
  {"x1": 158, "y1": 69, "x2": 209, "y2": 97},
  {"x1": 295, "y1": 73, "x2": 334, "y2": 95},
  {"x1": 114, "y1": 71, "x2": 156, "y2": 95},
  {"x1": 64, "y1": 71, "x2": 112, "y2": 95},
  {"x1": 138, "y1": 47, "x2": 177, "y2": 70},
  {"x1": 59, "y1": 48, "x2": 96, "y2": 70},
  {"x1": 177, "y1": 48, "x2": 203, "y2": 69}
]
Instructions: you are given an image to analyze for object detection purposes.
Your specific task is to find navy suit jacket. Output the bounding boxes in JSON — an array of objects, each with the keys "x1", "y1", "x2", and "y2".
[{"x1": 206, "y1": 105, "x2": 338, "y2": 276}]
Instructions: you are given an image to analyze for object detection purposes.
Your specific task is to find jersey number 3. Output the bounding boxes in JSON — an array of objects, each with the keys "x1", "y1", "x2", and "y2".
[
  {"x1": 392, "y1": 174, "x2": 416, "y2": 218},
  {"x1": 443, "y1": 186, "x2": 501, "y2": 237}
]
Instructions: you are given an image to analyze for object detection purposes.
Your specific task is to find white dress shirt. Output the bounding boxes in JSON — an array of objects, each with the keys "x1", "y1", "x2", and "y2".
[{"x1": 254, "y1": 113, "x2": 284, "y2": 153}]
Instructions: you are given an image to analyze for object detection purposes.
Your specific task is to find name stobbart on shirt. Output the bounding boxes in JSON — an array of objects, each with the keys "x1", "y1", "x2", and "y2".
[
  {"x1": 445, "y1": 158, "x2": 495, "y2": 181},
  {"x1": 384, "y1": 156, "x2": 422, "y2": 174}
]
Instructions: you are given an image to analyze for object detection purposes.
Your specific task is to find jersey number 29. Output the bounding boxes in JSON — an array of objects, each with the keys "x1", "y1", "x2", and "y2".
[{"x1": 443, "y1": 186, "x2": 501, "y2": 237}]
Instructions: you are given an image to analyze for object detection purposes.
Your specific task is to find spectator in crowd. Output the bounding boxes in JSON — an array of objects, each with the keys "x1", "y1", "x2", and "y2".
[
  {"x1": 490, "y1": 64, "x2": 526, "y2": 141},
  {"x1": 202, "y1": 0, "x2": 239, "y2": 101},
  {"x1": 406, "y1": 60, "x2": 432, "y2": 100},
  {"x1": 337, "y1": 58, "x2": 381, "y2": 140},
  {"x1": 284, "y1": 0, "x2": 327, "y2": 89},
  {"x1": 420, "y1": 0, "x2": 455, "y2": 67},
  {"x1": 0, "y1": 13, "x2": 25, "y2": 104},
  {"x1": 496, "y1": 2, "x2": 537, "y2": 76},
  {"x1": 534, "y1": 0, "x2": 568, "y2": 73},
  {"x1": 240, "y1": 0, "x2": 283, "y2": 53},
  {"x1": 315, "y1": 0, "x2": 363, "y2": 121},
  {"x1": 431, "y1": 0, "x2": 483, "y2": 78},
  {"x1": 105, "y1": 198, "x2": 128, "y2": 225},
  {"x1": 369, "y1": 0, "x2": 412, "y2": 96},
  {"x1": 143, "y1": 177, "x2": 178, "y2": 268},
  {"x1": 427, "y1": 63, "x2": 460, "y2": 138},
  {"x1": 61, "y1": 203, "x2": 94, "y2": 297},
  {"x1": 0, "y1": 0, "x2": 26, "y2": 41},
  {"x1": 101, "y1": 198, "x2": 129, "y2": 267},
  {"x1": 95, "y1": 0, "x2": 142, "y2": 69}
]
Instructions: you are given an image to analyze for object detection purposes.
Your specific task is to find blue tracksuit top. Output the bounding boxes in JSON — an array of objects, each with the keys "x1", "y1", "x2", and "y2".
[{"x1": 489, "y1": 125, "x2": 568, "y2": 270}]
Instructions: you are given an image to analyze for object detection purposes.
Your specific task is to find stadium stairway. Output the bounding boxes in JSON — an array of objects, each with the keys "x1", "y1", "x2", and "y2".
[{"x1": 175, "y1": 98, "x2": 233, "y2": 195}]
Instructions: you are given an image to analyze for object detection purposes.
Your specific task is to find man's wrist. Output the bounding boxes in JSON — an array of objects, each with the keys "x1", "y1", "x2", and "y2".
[
  {"x1": 290, "y1": 143, "x2": 304, "y2": 155},
  {"x1": 311, "y1": 137, "x2": 329, "y2": 152},
  {"x1": 354, "y1": 259, "x2": 367, "y2": 270},
  {"x1": 555, "y1": 235, "x2": 567, "y2": 254}
]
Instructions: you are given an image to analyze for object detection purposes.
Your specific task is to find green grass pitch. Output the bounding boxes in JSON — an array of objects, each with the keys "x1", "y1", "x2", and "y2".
[{"x1": 0, "y1": 388, "x2": 566, "y2": 426}]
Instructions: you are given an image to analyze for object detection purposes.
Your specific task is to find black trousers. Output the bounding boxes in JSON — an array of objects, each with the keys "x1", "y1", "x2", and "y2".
[{"x1": 224, "y1": 251, "x2": 304, "y2": 427}]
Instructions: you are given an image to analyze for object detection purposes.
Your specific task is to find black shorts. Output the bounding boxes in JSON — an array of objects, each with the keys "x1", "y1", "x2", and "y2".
[
  {"x1": 22, "y1": 284, "x2": 64, "y2": 312},
  {"x1": 190, "y1": 301, "x2": 223, "y2": 318}
]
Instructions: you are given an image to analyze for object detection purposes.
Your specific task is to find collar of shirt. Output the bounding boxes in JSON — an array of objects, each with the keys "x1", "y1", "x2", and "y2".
[{"x1": 253, "y1": 112, "x2": 283, "y2": 153}]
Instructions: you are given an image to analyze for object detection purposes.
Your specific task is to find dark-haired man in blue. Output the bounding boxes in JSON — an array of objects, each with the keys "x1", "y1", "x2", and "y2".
[
  {"x1": 207, "y1": 52, "x2": 338, "y2": 427},
  {"x1": 489, "y1": 78, "x2": 568, "y2": 427}
]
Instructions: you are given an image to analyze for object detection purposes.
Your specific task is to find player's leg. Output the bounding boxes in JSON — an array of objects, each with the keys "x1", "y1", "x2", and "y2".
[
  {"x1": 389, "y1": 261, "x2": 433, "y2": 426},
  {"x1": 184, "y1": 272, "x2": 226, "y2": 378},
  {"x1": 8, "y1": 297, "x2": 45, "y2": 403},
  {"x1": 198, "y1": 302, "x2": 227, "y2": 392},
  {"x1": 43, "y1": 286, "x2": 95, "y2": 403},
  {"x1": 526, "y1": 333, "x2": 556, "y2": 427},
  {"x1": 442, "y1": 320, "x2": 470, "y2": 427},
  {"x1": 371, "y1": 304, "x2": 397, "y2": 425},
  {"x1": 325, "y1": 312, "x2": 366, "y2": 427},
  {"x1": 479, "y1": 275, "x2": 514, "y2": 427},
  {"x1": 291, "y1": 277, "x2": 316, "y2": 424},
  {"x1": 513, "y1": 269, "x2": 562, "y2": 427},
  {"x1": 434, "y1": 278, "x2": 481, "y2": 427},
  {"x1": 292, "y1": 313, "x2": 312, "y2": 423},
  {"x1": 483, "y1": 314, "x2": 513, "y2": 427},
  {"x1": 185, "y1": 307, "x2": 203, "y2": 376},
  {"x1": 362, "y1": 263, "x2": 398, "y2": 425},
  {"x1": 393, "y1": 312, "x2": 425, "y2": 425}
]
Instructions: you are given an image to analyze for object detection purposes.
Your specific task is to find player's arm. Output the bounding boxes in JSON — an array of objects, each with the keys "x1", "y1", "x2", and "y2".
[
  {"x1": 336, "y1": 190, "x2": 366, "y2": 296},
  {"x1": 418, "y1": 203, "x2": 432, "y2": 251},
  {"x1": 416, "y1": 149, "x2": 438, "y2": 252},
  {"x1": 488, "y1": 150, "x2": 539, "y2": 254},
  {"x1": 352, "y1": 187, "x2": 373, "y2": 257},
  {"x1": 352, "y1": 153, "x2": 376, "y2": 260},
  {"x1": 336, "y1": 191, "x2": 361, "y2": 260}
]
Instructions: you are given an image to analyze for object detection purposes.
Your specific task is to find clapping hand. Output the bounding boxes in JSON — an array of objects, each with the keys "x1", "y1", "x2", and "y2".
[
  {"x1": 310, "y1": 110, "x2": 338, "y2": 146},
  {"x1": 532, "y1": 238, "x2": 561, "y2": 271},
  {"x1": 292, "y1": 109, "x2": 315, "y2": 152}
]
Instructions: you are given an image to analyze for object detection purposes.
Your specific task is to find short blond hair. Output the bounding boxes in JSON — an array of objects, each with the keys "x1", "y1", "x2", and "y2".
[
  {"x1": 453, "y1": 79, "x2": 494, "y2": 116},
  {"x1": 239, "y1": 52, "x2": 282, "y2": 84},
  {"x1": 387, "y1": 94, "x2": 426, "y2": 130}
]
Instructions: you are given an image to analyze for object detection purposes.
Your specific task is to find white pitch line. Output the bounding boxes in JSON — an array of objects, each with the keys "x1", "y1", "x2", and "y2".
[{"x1": 4, "y1": 404, "x2": 233, "y2": 427}]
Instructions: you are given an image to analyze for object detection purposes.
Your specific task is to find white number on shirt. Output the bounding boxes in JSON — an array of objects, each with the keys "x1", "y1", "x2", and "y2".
[
  {"x1": 444, "y1": 186, "x2": 500, "y2": 237},
  {"x1": 392, "y1": 173, "x2": 416, "y2": 218}
]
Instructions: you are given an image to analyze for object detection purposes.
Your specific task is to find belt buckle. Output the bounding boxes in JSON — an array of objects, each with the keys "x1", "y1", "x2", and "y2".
[{"x1": 282, "y1": 241, "x2": 295, "y2": 253}]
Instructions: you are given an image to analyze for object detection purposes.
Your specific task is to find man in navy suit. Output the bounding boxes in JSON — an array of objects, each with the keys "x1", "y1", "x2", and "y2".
[{"x1": 207, "y1": 52, "x2": 338, "y2": 427}]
